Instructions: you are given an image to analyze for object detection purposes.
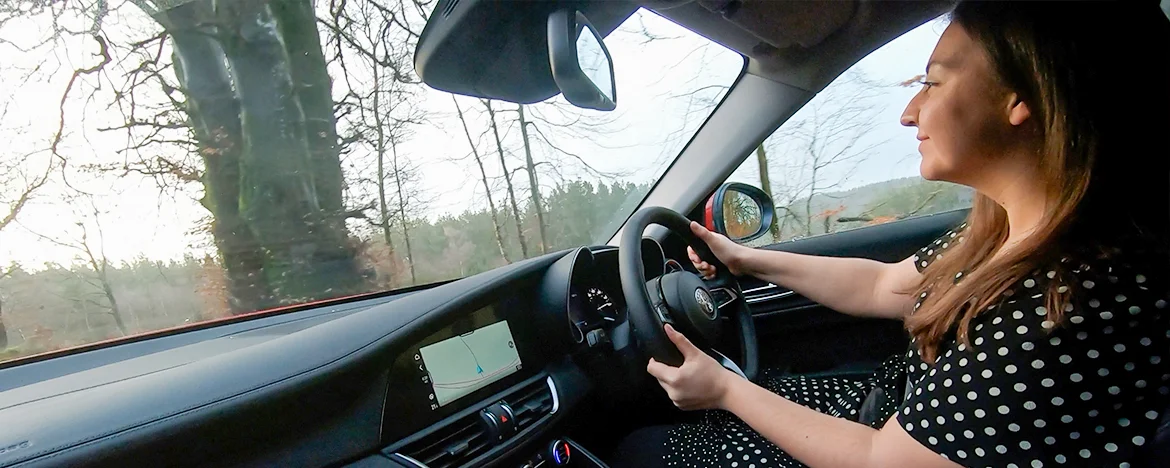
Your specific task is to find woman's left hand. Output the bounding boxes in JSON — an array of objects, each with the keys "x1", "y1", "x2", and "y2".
[{"x1": 646, "y1": 324, "x2": 739, "y2": 411}]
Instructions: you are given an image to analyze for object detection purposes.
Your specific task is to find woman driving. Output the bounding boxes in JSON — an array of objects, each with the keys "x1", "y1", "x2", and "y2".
[{"x1": 616, "y1": 2, "x2": 1170, "y2": 467}]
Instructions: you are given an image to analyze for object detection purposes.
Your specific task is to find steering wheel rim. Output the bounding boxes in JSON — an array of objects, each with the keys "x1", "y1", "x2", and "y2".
[{"x1": 618, "y1": 206, "x2": 759, "y2": 381}]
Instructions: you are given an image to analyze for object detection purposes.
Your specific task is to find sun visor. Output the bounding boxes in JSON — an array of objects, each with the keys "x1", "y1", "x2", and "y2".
[{"x1": 696, "y1": 0, "x2": 856, "y2": 48}]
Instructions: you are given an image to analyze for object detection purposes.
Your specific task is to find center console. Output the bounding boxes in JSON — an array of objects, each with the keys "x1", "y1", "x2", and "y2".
[
  {"x1": 373, "y1": 288, "x2": 609, "y2": 468},
  {"x1": 383, "y1": 300, "x2": 552, "y2": 441},
  {"x1": 513, "y1": 438, "x2": 609, "y2": 468}
]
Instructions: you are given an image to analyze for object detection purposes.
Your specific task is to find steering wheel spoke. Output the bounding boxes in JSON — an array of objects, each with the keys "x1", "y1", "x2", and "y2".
[
  {"x1": 707, "y1": 285, "x2": 740, "y2": 310},
  {"x1": 707, "y1": 347, "x2": 748, "y2": 380}
]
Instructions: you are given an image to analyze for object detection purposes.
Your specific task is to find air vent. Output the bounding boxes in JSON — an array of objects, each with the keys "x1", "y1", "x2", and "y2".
[
  {"x1": 508, "y1": 377, "x2": 557, "y2": 430},
  {"x1": 441, "y1": 0, "x2": 459, "y2": 17},
  {"x1": 390, "y1": 377, "x2": 559, "y2": 468},
  {"x1": 396, "y1": 412, "x2": 489, "y2": 468}
]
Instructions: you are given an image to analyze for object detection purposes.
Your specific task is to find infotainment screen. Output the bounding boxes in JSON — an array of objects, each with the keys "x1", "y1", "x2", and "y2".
[{"x1": 418, "y1": 320, "x2": 523, "y2": 407}]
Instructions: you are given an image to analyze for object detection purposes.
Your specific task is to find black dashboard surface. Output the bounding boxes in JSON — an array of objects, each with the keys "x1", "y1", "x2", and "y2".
[{"x1": 0, "y1": 244, "x2": 670, "y2": 467}]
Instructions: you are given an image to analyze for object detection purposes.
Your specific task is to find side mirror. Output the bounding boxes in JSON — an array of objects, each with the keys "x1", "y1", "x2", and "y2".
[
  {"x1": 547, "y1": 9, "x2": 616, "y2": 111},
  {"x1": 703, "y1": 183, "x2": 776, "y2": 243}
]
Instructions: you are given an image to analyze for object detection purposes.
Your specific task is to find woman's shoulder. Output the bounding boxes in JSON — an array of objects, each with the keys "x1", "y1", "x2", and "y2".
[
  {"x1": 1056, "y1": 235, "x2": 1169, "y2": 294},
  {"x1": 913, "y1": 222, "x2": 968, "y2": 272},
  {"x1": 966, "y1": 235, "x2": 1167, "y2": 346}
]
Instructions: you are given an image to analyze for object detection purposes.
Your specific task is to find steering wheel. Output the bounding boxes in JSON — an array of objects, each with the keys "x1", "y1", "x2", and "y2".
[{"x1": 618, "y1": 206, "x2": 759, "y2": 381}]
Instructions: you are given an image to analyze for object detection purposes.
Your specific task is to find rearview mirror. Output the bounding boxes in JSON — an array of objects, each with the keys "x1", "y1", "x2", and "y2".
[
  {"x1": 548, "y1": 9, "x2": 617, "y2": 111},
  {"x1": 703, "y1": 183, "x2": 776, "y2": 243}
]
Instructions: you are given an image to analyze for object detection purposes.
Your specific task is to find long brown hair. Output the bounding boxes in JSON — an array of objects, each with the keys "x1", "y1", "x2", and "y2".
[{"x1": 906, "y1": 1, "x2": 1170, "y2": 363}]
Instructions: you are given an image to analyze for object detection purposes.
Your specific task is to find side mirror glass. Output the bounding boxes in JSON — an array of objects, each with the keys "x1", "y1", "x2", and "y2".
[
  {"x1": 703, "y1": 183, "x2": 775, "y2": 243},
  {"x1": 548, "y1": 9, "x2": 617, "y2": 111}
]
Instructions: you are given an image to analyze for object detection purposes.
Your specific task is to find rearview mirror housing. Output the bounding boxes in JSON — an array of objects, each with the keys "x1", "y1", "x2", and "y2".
[
  {"x1": 548, "y1": 9, "x2": 617, "y2": 111},
  {"x1": 703, "y1": 183, "x2": 776, "y2": 243}
]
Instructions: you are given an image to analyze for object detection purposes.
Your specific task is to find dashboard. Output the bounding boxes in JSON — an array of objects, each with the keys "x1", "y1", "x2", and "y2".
[
  {"x1": 379, "y1": 241, "x2": 680, "y2": 467},
  {"x1": 0, "y1": 240, "x2": 685, "y2": 468},
  {"x1": 383, "y1": 297, "x2": 554, "y2": 443},
  {"x1": 566, "y1": 250, "x2": 626, "y2": 346},
  {"x1": 567, "y1": 240, "x2": 684, "y2": 346}
]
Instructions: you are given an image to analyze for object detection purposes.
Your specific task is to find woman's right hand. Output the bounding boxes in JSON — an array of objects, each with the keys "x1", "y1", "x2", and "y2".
[{"x1": 686, "y1": 221, "x2": 747, "y2": 279}]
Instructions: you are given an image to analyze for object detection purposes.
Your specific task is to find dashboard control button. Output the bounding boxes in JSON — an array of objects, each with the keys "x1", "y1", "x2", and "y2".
[
  {"x1": 586, "y1": 328, "x2": 609, "y2": 347},
  {"x1": 654, "y1": 304, "x2": 673, "y2": 324},
  {"x1": 548, "y1": 439, "x2": 571, "y2": 465},
  {"x1": 479, "y1": 403, "x2": 516, "y2": 443}
]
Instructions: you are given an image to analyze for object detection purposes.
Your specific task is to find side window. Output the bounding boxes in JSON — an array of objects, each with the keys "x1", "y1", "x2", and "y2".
[{"x1": 723, "y1": 17, "x2": 972, "y2": 247}]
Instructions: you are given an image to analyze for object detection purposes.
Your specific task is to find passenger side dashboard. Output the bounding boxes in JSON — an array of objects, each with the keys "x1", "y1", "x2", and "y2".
[{"x1": 0, "y1": 248, "x2": 626, "y2": 468}]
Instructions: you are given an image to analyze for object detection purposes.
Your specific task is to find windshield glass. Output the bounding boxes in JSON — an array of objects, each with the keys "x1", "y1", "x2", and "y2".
[{"x1": 0, "y1": 1, "x2": 741, "y2": 363}]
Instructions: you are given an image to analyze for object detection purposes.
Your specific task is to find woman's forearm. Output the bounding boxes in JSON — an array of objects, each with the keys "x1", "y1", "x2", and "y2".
[
  {"x1": 735, "y1": 249, "x2": 912, "y2": 319},
  {"x1": 719, "y1": 377, "x2": 879, "y2": 468}
]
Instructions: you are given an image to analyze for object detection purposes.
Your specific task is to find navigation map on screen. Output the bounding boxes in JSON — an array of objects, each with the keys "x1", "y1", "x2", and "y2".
[{"x1": 419, "y1": 320, "x2": 522, "y2": 407}]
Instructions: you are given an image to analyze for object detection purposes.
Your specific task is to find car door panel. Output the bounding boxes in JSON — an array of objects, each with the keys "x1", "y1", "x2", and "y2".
[{"x1": 740, "y1": 209, "x2": 969, "y2": 380}]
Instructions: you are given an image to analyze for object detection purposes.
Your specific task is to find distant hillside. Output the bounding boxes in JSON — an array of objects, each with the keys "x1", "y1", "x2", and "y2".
[{"x1": 750, "y1": 177, "x2": 972, "y2": 245}]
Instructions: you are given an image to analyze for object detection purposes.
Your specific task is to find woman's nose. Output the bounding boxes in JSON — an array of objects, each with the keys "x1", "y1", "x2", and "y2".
[
  {"x1": 900, "y1": 104, "x2": 919, "y2": 127},
  {"x1": 901, "y1": 90, "x2": 922, "y2": 127}
]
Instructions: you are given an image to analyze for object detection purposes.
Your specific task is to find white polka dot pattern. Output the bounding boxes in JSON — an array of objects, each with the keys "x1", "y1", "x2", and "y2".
[
  {"x1": 656, "y1": 228, "x2": 1167, "y2": 468},
  {"x1": 664, "y1": 357, "x2": 906, "y2": 467},
  {"x1": 898, "y1": 229, "x2": 1170, "y2": 467}
]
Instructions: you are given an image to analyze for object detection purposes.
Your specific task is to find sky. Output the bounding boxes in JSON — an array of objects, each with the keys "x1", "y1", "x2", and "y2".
[
  {"x1": 725, "y1": 19, "x2": 946, "y2": 191},
  {"x1": 0, "y1": 2, "x2": 945, "y2": 269}
]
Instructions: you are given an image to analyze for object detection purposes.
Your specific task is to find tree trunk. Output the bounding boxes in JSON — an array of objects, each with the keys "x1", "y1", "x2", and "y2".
[
  {"x1": 754, "y1": 143, "x2": 780, "y2": 240},
  {"x1": 217, "y1": 0, "x2": 364, "y2": 303},
  {"x1": 372, "y1": 65, "x2": 396, "y2": 280},
  {"x1": 517, "y1": 105, "x2": 548, "y2": 254},
  {"x1": 805, "y1": 176, "x2": 817, "y2": 237},
  {"x1": 270, "y1": 0, "x2": 344, "y2": 217},
  {"x1": 80, "y1": 233, "x2": 128, "y2": 336},
  {"x1": 484, "y1": 100, "x2": 528, "y2": 259},
  {"x1": 98, "y1": 267, "x2": 128, "y2": 336},
  {"x1": 0, "y1": 298, "x2": 7, "y2": 349},
  {"x1": 166, "y1": 0, "x2": 271, "y2": 312},
  {"x1": 391, "y1": 138, "x2": 417, "y2": 284},
  {"x1": 805, "y1": 137, "x2": 818, "y2": 237},
  {"x1": 452, "y1": 97, "x2": 510, "y2": 263}
]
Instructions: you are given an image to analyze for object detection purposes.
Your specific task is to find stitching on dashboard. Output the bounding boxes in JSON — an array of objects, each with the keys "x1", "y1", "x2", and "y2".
[
  {"x1": 14, "y1": 320, "x2": 413, "y2": 465},
  {"x1": 0, "y1": 365, "x2": 185, "y2": 412}
]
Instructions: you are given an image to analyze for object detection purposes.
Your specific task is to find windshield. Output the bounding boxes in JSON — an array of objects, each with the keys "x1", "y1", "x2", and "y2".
[{"x1": 0, "y1": 1, "x2": 741, "y2": 363}]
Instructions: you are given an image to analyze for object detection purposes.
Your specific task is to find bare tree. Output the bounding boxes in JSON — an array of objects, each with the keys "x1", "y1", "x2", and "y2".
[
  {"x1": 0, "y1": 2, "x2": 112, "y2": 343},
  {"x1": 389, "y1": 135, "x2": 420, "y2": 283},
  {"x1": 27, "y1": 202, "x2": 129, "y2": 336},
  {"x1": 753, "y1": 143, "x2": 781, "y2": 239},
  {"x1": 337, "y1": 0, "x2": 429, "y2": 285},
  {"x1": 373, "y1": 80, "x2": 396, "y2": 259},
  {"x1": 483, "y1": 99, "x2": 530, "y2": 259},
  {"x1": 516, "y1": 104, "x2": 549, "y2": 254},
  {"x1": 453, "y1": 96, "x2": 510, "y2": 263},
  {"x1": 763, "y1": 70, "x2": 887, "y2": 237},
  {"x1": 0, "y1": 152, "x2": 51, "y2": 235}
]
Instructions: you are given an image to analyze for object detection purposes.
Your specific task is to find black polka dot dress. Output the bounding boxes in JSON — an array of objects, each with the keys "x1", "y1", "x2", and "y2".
[
  {"x1": 662, "y1": 355, "x2": 906, "y2": 468},
  {"x1": 899, "y1": 227, "x2": 1170, "y2": 467},
  {"x1": 659, "y1": 226, "x2": 1169, "y2": 468}
]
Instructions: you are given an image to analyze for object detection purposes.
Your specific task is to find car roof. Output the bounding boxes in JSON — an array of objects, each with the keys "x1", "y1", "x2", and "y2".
[{"x1": 646, "y1": 0, "x2": 954, "y2": 92}]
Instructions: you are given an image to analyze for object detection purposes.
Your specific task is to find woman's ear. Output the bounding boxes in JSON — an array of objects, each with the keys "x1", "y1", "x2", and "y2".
[{"x1": 1007, "y1": 94, "x2": 1032, "y2": 126}]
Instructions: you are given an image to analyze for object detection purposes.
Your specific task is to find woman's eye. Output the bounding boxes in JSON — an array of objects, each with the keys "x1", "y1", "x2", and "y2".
[
  {"x1": 901, "y1": 74, "x2": 938, "y2": 89},
  {"x1": 915, "y1": 76, "x2": 939, "y2": 89}
]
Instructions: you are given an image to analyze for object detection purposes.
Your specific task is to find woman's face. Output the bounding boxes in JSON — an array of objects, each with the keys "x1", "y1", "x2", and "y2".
[{"x1": 901, "y1": 23, "x2": 1026, "y2": 186}]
